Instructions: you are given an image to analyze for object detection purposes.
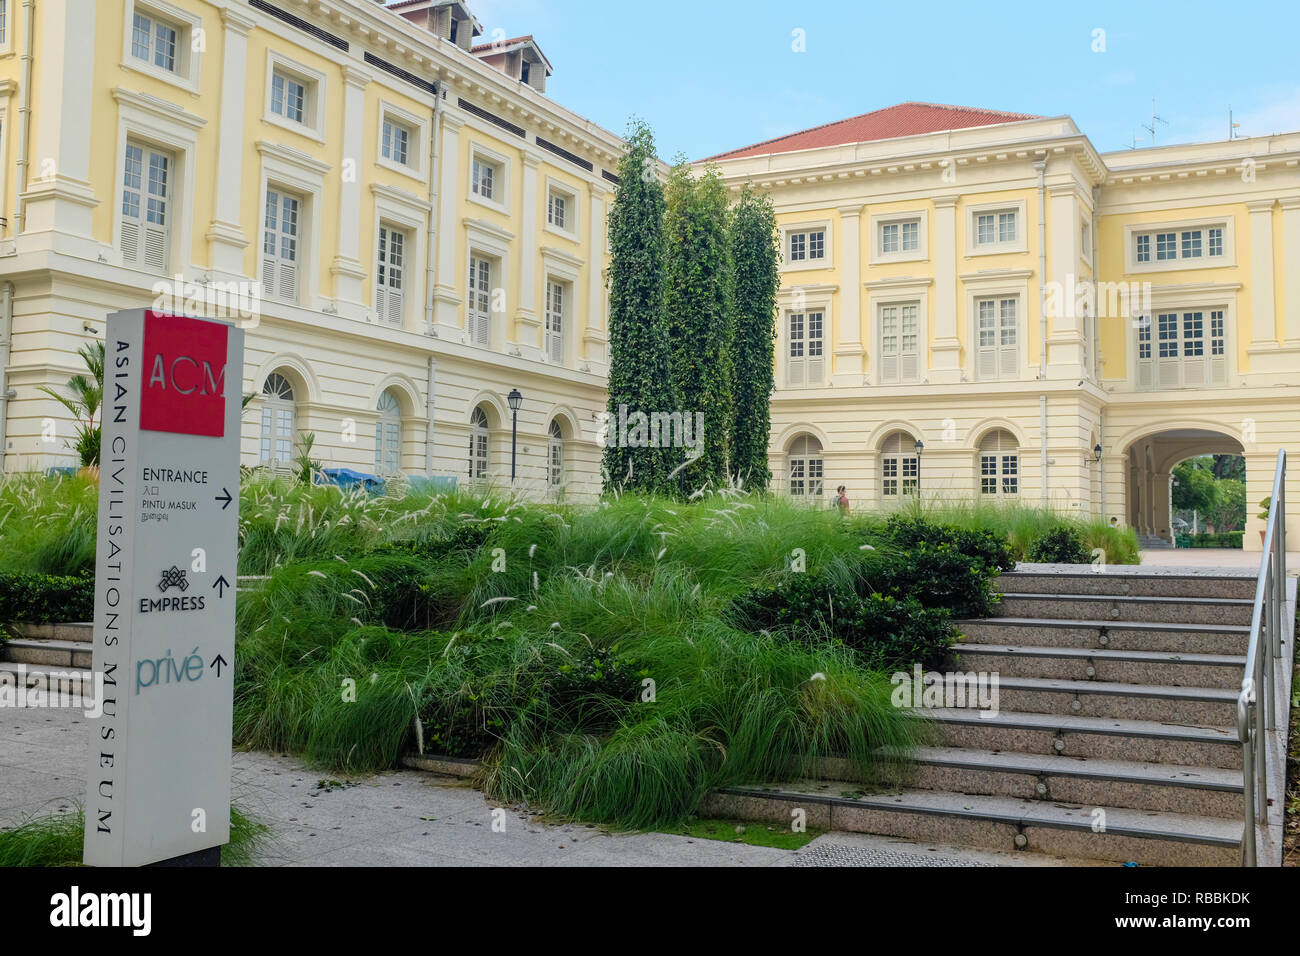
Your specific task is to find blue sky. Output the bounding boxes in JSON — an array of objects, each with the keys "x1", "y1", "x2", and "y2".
[{"x1": 466, "y1": 0, "x2": 1300, "y2": 159}]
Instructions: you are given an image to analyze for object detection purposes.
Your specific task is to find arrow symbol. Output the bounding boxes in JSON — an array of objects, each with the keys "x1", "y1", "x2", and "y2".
[
  {"x1": 211, "y1": 654, "x2": 228, "y2": 677},
  {"x1": 215, "y1": 488, "x2": 233, "y2": 510},
  {"x1": 213, "y1": 574, "x2": 231, "y2": 598}
]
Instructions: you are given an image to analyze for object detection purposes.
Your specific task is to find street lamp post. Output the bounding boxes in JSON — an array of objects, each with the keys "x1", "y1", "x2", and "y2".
[
  {"x1": 508, "y1": 389, "x2": 523, "y2": 483},
  {"x1": 914, "y1": 439, "x2": 924, "y2": 496}
]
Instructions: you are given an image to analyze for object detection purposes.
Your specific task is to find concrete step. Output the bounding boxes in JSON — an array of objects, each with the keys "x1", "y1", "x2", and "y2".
[
  {"x1": 974, "y1": 675, "x2": 1237, "y2": 725},
  {"x1": 883, "y1": 747, "x2": 1242, "y2": 818},
  {"x1": 953, "y1": 644, "x2": 1244, "y2": 690},
  {"x1": 999, "y1": 570, "x2": 1258, "y2": 600},
  {"x1": 4, "y1": 622, "x2": 93, "y2": 644},
  {"x1": 928, "y1": 708, "x2": 1241, "y2": 770},
  {"x1": 0, "y1": 660, "x2": 94, "y2": 697},
  {"x1": 955, "y1": 618, "x2": 1251, "y2": 656},
  {"x1": 997, "y1": 592, "x2": 1254, "y2": 627},
  {"x1": 1, "y1": 638, "x2": 92, "y2": 669},
  {"x1": 702, "y1": 783, "x2": 1241, "y2": 866}
]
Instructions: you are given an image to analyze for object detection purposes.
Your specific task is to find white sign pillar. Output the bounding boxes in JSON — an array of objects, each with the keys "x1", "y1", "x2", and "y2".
[{"x1": 84, "y1": 309, "x2": 244, "y2": 867}]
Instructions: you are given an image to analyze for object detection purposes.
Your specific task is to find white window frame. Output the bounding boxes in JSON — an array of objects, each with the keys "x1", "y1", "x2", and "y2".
[
  {"x1": 377, "y1": 101, "x2": 427, "y2": 180},
  {"x1": 370, "y1": 184, "x2": 430, "y2": 329},
  {"x1": 544, "y1": 277, "x2": 568, "y2": 365},
  {"x1": 786, "y1": 435, "x2": 824, "y2": 499},
  {"x1": 966, "y1": 200, "x2": 1027, "y2": 256},
  {"x1": 111, "y1": 89, "x2": 202, "y2": 277},
  {"x1": 121, "y1": 0, "x2": 202, "y2": 93},
  {"x1": 468, "y1": 407, "x2": 491, "y2": 481},
  {"x1": 118, "y1": 140, "x2": 174, "y2": 274},
  {"x1": 0, "y1": 0, "x2": 10, "y2": 54},
  {"x1": 1124, "y1": 217, "x2": 1235, "y2": 274},
  {"x1": 870, "y1": 211, "x2": 927, "y2": 264},
  {"x1": 264, "y1": 51, "x2": 326, "y2": 143},
  {"x1": 374, "y1": 222, "x2": 409, "y2": 327},
  {"x1": 468, "y1": 142, "x2": 509, "y2": 212},
  {"x1": 977, "y1": 430, "x2": 1020, "y2": 497},
  {"x1": 259, "y1": 372, "x2": 297, "y2": 470},
  {"x1": 1134, "y1": 306, "x2": 1231, "y2": 391},
  {"x1": 973, "y1": 295, "x2": 1021, "y2": 381},
  {"x1": 540, "y1": 246, "x2": 582, "y2": 364},
  {"x1": 374, "y1": 389, "x2": 403, "y2": 476},
  {"x1": 256, "y1": 141, "x2": 329, "y2": 312},
  {"x1": 784, "y1": 308, "x2": 827, "y2": 388},
  {"x1": 463, "y1": 217, "x2": 513, "y2": 347},
  {"x1": 874, "y1": 295, "x2": 925, "y2": 385},
  {"x1": 548, "y1": 420, "x2": 565, "y2": 489},
  {"x1": 545, "y1": 178, "x2": 579, "y2": 239},
  {"x1": 963, "y1": 271, "x2": 1029, "y2": 381},
  {"x1": 878, "y1": 432, "x2": 919, "y2": 501},
  {"x1": 1080, "y1": 216, "x2": 1093, "y2": 267},
  {"x1": 780, "y1": 221, "x2": 832, "y2": 273}
]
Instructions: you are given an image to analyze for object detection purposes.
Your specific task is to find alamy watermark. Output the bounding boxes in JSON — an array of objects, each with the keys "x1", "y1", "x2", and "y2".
[
  {"x1": 891, "y1": 663, "x2": 1000, "y2": 718},
  {"x1": 0, "y1": 664, "x2": 105, "y2": 718},
  {"x1": 596, "y1": 404, "x2": 704, "y2": 461},
  {"x1": 151, "y1": 274, "x2": 262, "y2": 327}
]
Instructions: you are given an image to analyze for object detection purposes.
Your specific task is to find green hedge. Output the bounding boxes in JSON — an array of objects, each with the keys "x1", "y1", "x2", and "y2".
[
  {"x1": 1175, "y1": 532, "x2": 1244, "y2": 549},
  {"x1": 0, "y1": 572, "x2": 95, "y2": 624}
]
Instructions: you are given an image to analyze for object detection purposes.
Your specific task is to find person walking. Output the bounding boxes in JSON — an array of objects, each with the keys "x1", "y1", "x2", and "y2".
[{"x1": 832, "y1": 485, "x2": 850, "y2": 516}]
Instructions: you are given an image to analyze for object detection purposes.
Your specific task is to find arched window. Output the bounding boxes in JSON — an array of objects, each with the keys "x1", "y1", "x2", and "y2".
[
  {"x1": 375, "y1": 390, "x2": 402, "y2": 476},
  {"x1": 978, "y1": 429, "x2": 1019, "y2": 496},
  {"x1": 787, "y1": 435, "x2": 823, "y2": 498},
  {"x1": 880, "y1": 431, "x2": 918, "y2": 499},
  {"x1": 548, "y1": 420, "x2": 564, "y2": 488},
  {"x1": 260, "y1": 372, "x2": 296, "y2": 467},
  {"x1": 468, "y1": 406, "x2": 490, "y2": 479}
]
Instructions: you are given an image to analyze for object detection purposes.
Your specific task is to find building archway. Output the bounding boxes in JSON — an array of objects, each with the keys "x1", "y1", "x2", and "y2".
[{"x1": 1120, "y1": 427, "x2": 1244, "y2": 546}]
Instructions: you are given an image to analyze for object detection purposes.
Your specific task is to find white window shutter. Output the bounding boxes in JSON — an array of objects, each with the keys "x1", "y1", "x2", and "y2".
[
  {"x1": 900, "y1": 351, "x2": 918, "y2": 382},
  {"x1": 999, "y1": 342, "x2": 1017, "y2": 378},
  {"x1": 977, "y1": 346, "x2": 997, "y2": 380},
  {"x1": 387, "y1": 289, "x2": 403, "y2": 325},
  {"x1": 120, "y1": 220, "x2": 140, "y2": 266},
  {"x1": 1183, "y1": 359, "x2": 1206, "y2": 387},
  {"x1": 880, "y1": 353, "x2": 898, "y2": 384},
  {"x1": 279, "y1": 260, "x2": 297, "y2": 303},
  {"x1": 1209, "y1": 355, "x2": 1226, "y2": 384},
  {"x1": 787, "y1": 355, "x2": 805, "y2": 387},
  {"x1": 143, "y1": 224, "x2": 168, "y2": 272},
  {"x1": 476, "y1": 310, "x2": 490, "y2": 346},
  {"x1": 1136, "y1": 359, "x2": 1153, "y2": 390},
  {"x1": 548, "y1": 326, "x2": 562, "y2": 363},
  {"x1": 1157, "y1": 355, "x2": 1180, "y2": 389},
  {"x1": 807, "y1": 354, "x2": 824, "y2": 385}
]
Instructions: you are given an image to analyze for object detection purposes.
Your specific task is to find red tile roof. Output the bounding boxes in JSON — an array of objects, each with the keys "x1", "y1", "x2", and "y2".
[
  {"x1": 703, "y1": 102, "x2": 1041, "y2": 161},
  {"x1": 471, "y1": 35, "x2": 535, "y2": 54}
]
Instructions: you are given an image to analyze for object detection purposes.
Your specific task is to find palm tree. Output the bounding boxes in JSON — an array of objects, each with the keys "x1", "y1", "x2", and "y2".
[{"x1": 38, "y1": 341, "x2": 105, "y2": 467}]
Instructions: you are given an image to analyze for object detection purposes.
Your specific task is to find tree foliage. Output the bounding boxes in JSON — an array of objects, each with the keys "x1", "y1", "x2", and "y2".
[
  {"x1": 663, "y1": 163, "x2": 734, "y2": 491},
  {"x1": 38, "y1": 340, "x2": 105, "y2": 467},
  {"x1": 1172, "y1": 458, "x2": 1220, "y2": 514},
  {"x1": 602, "y1": 119, "x2": 677, "y2": 494},
  {"x1": 727, "y1": 187, "x2": 780, "y2": 490}
]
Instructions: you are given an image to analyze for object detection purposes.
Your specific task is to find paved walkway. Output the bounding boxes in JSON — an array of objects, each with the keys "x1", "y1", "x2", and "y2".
[
  {"x1": 1138, "y1": 548, "x2": 1300, "y2": 569},
  {"x1": 1, "y1": 704, "x2": 1095, "y2": 866}
]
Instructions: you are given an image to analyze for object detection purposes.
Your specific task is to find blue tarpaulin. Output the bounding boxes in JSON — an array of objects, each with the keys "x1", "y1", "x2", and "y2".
[{"x1": 319, "y1": 467, "x2": 385, "y2": 493}]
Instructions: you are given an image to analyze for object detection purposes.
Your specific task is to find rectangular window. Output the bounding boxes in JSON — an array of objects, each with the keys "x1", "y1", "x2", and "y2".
[
  {"x1": 976, "y1": 296, "x2": 1018, "y2": 379},
  {"x1": 1208, "y1": 228, "x2": 1223, "y2": 257},
  {"x1": 901, "y1": 220, "x2": 918, "y2": 251},
  {"x1": 1136, "y1": 234, "x2": 1151, "y2": 263},
  {"x1": 881, "y1": 222, "x2": 899, "y2": 254},
  {"x1": 467, "y1": 255, "x2": 492, "y2": 346},
  {"x1": 998, "y1": 211, "x2": 1016, "y2": 243},
  {"x1": 472, "y1": 159, "x2": 496, "y2": 201},
  {"x1": 787, "y1": 230, "x2": 825, "y2": 263},
  {"x1": 976, "y1": 214, "x2": 995, "y2": 245},
  {"x1": 381, "y1": 118, "x2": 410, "y2": 167},
  {"x1": 878, "y1": 301, "x2": 920, "y2": 384},
  {"x1": 545, "y1": 280, "x2": 564, "y2": 363},
  {"x1": 262, "y1": 188, "x2": 301, "y2": 303},
  {"x1": 1137, "y1": 308, "x2": 1228, "y2": 390},
  {"x1": 1156, "y1": 232, "x2": 1177, "y2": 260},
  {"x1": 119, "y1": 141, "x2": 171, "y2": 272},
  {"x1": 548, "y1": 192, "x2": 567, "y2": 230},
  {"x1": 375, "y1": 225, "x2": 405, "y2": 325},
  {"x1": 131, "y1": 11, "x2": 179, "y2": 73},
  {"x1": 0, "y1": 2, "x2": 7, "y2": 45},
  {"x1": 786, "y1": 310, "x2": 825, "y2": 387},
  {"x1": 878, "y1": 219, "x2": 919, "y2": 256},
  {"x1": 272, "y1": 71, "x2": 306, "y2": 124},
  {"x1": 1181, "y1": 230, "x2": 1202, "y2": 259}
]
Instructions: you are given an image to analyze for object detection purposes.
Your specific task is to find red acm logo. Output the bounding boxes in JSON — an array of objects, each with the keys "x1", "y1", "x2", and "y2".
[{"x1": 140, "y1": 312, "x2": 230, "y2": 437}]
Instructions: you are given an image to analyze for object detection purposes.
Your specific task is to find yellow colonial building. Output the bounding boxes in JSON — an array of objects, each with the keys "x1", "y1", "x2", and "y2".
[
  {"x1": 704, "y1": 103, "x2": 1300, "y2": 549},
  {"x1": 0, "y1": 3, "x2": 1296, "y2": 545},
  {"x1": 0, "y1": 0, "x2": 622, "y2": 498}
]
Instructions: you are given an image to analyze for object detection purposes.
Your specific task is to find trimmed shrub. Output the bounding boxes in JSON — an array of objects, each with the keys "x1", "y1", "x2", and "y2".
[
  {"x1": 0, "y1": 571, "x2": 94, "y2": 624},
  {"x1": 1176, "y1": 531, "x2": 1244, "y2": 549},
  {"x1": 880, "y1": 514, "x2": 1016, "y2": 574},
  {"x1": 1025, "y1": 526, "x2": 1090, "y2": 564}
]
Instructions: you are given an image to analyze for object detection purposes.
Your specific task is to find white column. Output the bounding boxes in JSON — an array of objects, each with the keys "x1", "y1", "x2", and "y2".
[
  {"x1": 1047, "y1": 185, "x2": 1082, "y2": 376},
  {"x1": 584, "y1": 183, "x2": 608, "y2": 365},
  {"x1": 330, "y1": 65, "x2": 371, "y2": 318},
  {"x1": 514, "y1": 150, "x2": 541, "y2": 346},
  {"x1": 1247, "y1": 199, "x2": 1277, "y2": 349},
  {"x1": 1280, "y1": 197, "x2": 1300, "y2": 348},
  {"x1": 930, "y1": 195, "x2": 960, "y2": 382},
  {"x1": 432, "y1": 110, "x2": 464, "y2": 332},
  {"x1": 835, "y1": 204, "x2": 863, "y2": 380},
  {"x1": 23, "y1": 0, "x2": 98, "y2": 247},
  {"x1": 206, "y1": 9, "x2": 256, "y2": 277}
]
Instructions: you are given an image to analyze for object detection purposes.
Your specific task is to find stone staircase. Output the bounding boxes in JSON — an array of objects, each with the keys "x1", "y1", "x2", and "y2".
[
  {"x1": 705, "y1": 566, "x2": 1296, "y2": 866},
  {"x1": 1138, "y1": 533, "x2": 1174, "y2": 550},
  {"x1": 0, "y1": 622, "x2": 94, "y2": 696}
]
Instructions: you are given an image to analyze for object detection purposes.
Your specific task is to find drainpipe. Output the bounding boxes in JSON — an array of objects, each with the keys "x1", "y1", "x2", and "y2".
[
  {"x1": 1033, "y1": 160, "x2": 1047, "y2": 380},
  {"x1": 1099, "y1": 408, "x2": 1107, "y2": 520},
  {"x1": 1040, "y1": 393, "x2": 1048, "y2": 507},
  {"x1": 424, "y1": 355, "x2": 436, "y2": 475},
  {"x1": 0, "y1": 283, "x2": 14, "y2": 472},
  {"x1": 15, "y1": 0, "x2": 35, "y2": 233},
  {"x1": 424, "y1": 85, "x2": 444, "y2": 335}
]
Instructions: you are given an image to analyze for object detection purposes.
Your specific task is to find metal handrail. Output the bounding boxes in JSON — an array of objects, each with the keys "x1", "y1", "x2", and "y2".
[{"x1": 1238, "y1": 449, "x2": 1286, "y2": 866}]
